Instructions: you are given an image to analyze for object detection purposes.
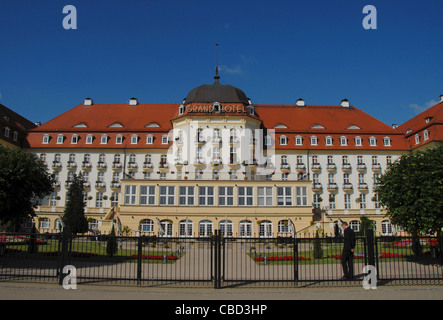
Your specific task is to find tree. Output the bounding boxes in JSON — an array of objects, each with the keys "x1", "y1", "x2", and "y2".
[
  {"x1": 359, "y1": 216, "x2": 376, "y2": 237},
  {"x1": 106, "y1": 224, "x2": 118, "y2": 257},
  {"x1": 313, "y1": 229, "x2": 323, "y2": 259},
  {"x1": 62, "y1": 173, "x2": 88, "y2": 235},
  {"x1": 376, "y1": 146, "x2": 443, "y2": 255},
  {"x1": 0, "y1": 145, "x2": 53, "y2": 229}
]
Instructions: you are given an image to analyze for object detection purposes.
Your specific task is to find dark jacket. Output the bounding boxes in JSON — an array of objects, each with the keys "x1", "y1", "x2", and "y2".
[{"x1": 343, "y1": 227, "x2": 356, "y2": 252}]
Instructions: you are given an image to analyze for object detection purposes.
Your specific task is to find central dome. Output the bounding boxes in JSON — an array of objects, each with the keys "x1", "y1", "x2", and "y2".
[{"x1": 184, "y1": 74, "x2": 249, "y2": 105}]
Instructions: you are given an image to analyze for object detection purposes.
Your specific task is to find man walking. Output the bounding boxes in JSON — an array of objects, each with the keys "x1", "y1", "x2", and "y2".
[{"x1": 341, "y1": 221, "x2": 355, "y2": 280}]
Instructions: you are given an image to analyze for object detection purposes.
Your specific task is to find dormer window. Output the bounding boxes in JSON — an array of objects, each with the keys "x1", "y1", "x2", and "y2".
[
  {"x1": 280, "y1": 135, "x2": 288, "y2": 145},
  {"x1": 3, "y1": 127, "x2": 10, "y2": 138},
  {"x1": 116, "y1": 134, "x2": 123, "y2": 144},
  {"x1": 425, "y1": 117, "x2": 433, "y2": 123},
  {"x1": 369, "y1": 137, "x2": 377, "y2": 146},
  {"x1": 131, "y1": 134, "x2": 138, "y2": 144},
  {"x1": 71, "y1": 134, "x2": 79, "y2": 144},
  {"x1": 56, "y1": 134, "x2": 64, "y2": 144},
  {"x1": 86, "y1": 134, "x2": 94, "y2": 144},
  {"x1": 310, "y1": 136, "x2": 318, "y2": 146},
  {"x1": 295, "y1": 135, "x2": 303, "y2": 146},
  {"x1": 100, "y1": 135, "x2": 108, "y2": 144},
  {"x1": 325, "y1": 136, "x2": 333, "y2": 146},
  {"x1": 265, "y1": 135, "x2": 273, "y2": 146},
  {"x1": 42, "y1": 134, "x2": 50, "y2": 144},
  {"x1": 340, "y1": 136, "x2": 347, "y2": 146},
  {"x1": 146, "y1": 134, "x2": 154, "y2": 144},
  {"x1": 161, "y1": 135, "x2": 169, "y2": 144},
  {"x1": 213, "y1": 102, "x2": 221, "y2": 113},
  {"x1": 383, "y1": 137, "x2": 391, "y2": 146}
]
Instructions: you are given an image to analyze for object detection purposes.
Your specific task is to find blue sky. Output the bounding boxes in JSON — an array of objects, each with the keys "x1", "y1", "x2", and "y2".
[{"x1": 0, "y1": 0, "x2": 442, "y2": 126}]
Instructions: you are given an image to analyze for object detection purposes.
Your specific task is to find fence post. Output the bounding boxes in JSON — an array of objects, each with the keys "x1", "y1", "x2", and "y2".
[
  {"x1": 293, "y1": 236, "x2": 298, "y2": 285},
  {"x1": 137, "y1": 235, "x2": 143, "y2": 285},
  {"x1": 58, "y1": 226, "x2": 71, "y2": 286},
  {"x1": 366, "y1": 228, "x2": 378, "y2": 284}
]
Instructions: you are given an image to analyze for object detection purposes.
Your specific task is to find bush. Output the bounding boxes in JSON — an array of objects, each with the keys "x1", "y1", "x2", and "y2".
[{"x1": 313, "y1": 230, "x2": 323, "y2": 259}]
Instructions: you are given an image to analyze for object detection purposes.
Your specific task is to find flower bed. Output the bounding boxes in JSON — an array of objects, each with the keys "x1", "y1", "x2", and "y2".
[
  {"x1": 130, "y1": 254, "x2": 178, "y2": 261},
  {"x1": 0, "y1": 235, "x2": 47, "y2": 244},
  {"x1": 42, "y1": 251, "x2": 99, "y2": 258},
  {"x1": 254, "y1": 255, "x2": 310, "y2": 262},
  {"x1": 328, "y1": 252, "x2": 409, "y2": 260}
]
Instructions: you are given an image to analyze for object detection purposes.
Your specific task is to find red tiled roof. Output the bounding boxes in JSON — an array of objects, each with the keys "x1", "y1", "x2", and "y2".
[
  {"x1": 397, "y1": 101, "x2": 443, "y2": 149},
  {"x1": 27, "y1": 102, "x2": 409, "y2": 151}
]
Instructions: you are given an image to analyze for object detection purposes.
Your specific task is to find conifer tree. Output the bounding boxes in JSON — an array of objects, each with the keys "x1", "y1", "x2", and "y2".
[{"x1": 63, "y1": 173, "x2": 88, "y2": 235}]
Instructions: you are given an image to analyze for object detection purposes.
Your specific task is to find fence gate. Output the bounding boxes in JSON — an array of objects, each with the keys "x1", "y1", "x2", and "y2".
[{"x1": 1, "y1": 229, "x2": 442, "y2": 287}]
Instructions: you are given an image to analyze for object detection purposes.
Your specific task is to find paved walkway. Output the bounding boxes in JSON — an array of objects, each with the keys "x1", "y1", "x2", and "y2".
[{"x1": 1, "y1": 281, "x2": 443, "y2": 300}]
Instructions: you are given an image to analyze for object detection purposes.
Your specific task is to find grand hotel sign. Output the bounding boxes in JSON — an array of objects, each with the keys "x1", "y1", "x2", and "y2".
[{"x1": 184, "y1": 102, "x2": 248, "y2": 114}]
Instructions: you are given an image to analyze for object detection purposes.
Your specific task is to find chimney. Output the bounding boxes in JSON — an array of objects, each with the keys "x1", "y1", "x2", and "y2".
[
  {"x1": 296, "y1": 98, "x2": 305, "y2": 107},
  {"x1": 341, "y1": 99, "x2": 350, "y2": 108},
  {"x1": 129, "y1": 97, "x2": 138, "y2": 106},
  {"x1": 84, "y1": 98, "x2": 93, "y2": 106}
]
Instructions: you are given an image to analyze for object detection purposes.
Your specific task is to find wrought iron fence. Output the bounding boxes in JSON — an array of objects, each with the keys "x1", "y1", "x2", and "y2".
[{"x1": 0, "y1": 230, "x2": 442, "y2": 288}]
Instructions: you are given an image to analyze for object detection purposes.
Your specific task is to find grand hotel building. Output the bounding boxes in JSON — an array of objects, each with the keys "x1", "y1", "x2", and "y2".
[{"x1": 17, "y1": 73, "x2": 443, "y2": 237}]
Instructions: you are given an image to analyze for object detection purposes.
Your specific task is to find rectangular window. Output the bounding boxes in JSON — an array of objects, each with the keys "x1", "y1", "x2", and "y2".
[
  {"x1": 278, "y1": 187, "x2": 293, "y2": 206},
  {"x1": 179, "y1": 186, "x2": 195, "y2": 206},
  {"x1": 199, "y1": 186, "x2": 214, "y2": 206},
  {"x1": 238, "y1": 186, "x2": 253, "y2": 206},
  {"x1": 218, "y1": 186, "x2": 234, "y2": 206},
  {"x1": 296, "y1": 187, "x2": 307, "y2": 206},
  {"x1": 360, "y1": 193, "x2": 367, "y2": 209},
  {"x1": 125, "y1": 186, "x2": 137, "y2": 205},
  {"x1": 111, "y1": 192, "x2": 119, "y2": 207},
  {"x1": 140, "y1": 186, "x2": 155, "y2": 205},
  {"x1": 159, "y1": 186, "x2": 175, "y2": 205},
  {"x1": 329, "y1": 194, "x2": 336, "y2": 209},
  {"x1": 257, "y1": 187, "x2": 273, "y2": 206},
  {"x1": 344, "y1": 194, "x2": 351, "y2": 209},
  {"x1": 96, "y1": 192, "x2": 103, "y2": 208}
]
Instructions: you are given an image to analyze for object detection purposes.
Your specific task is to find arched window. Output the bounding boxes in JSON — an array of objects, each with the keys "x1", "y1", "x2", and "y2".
[
  {"x1": 39, "y1": 218, "x2": 50, "y2": 230},
  {"x1": 88, "y1": 219, "x2": 99, "y2": 231},
  {"x1": 259, "y1": 220, "x2": 272, "y2": 238},
  {"x1": 179, "y1": 219, "x2": 193, "y2": 238},
  {"x1": 199, "y1": 220, "x2": 213, "y2": 237},
  {"x1": 220, "y1": 220, "x2": 233, "y2": 237},
  {"x1": 239, "y1": 220, "x2": 253, "y2": 238},
  {"x1": 159, "y1": 219, "x2": 173, "y2": 237},
  {"x1": 139, "y1": 219, "x2": 154, "y2": 233},
  {"x1": 278, "y1": 220, "x2": 290, "y2": 234},
  {"x1": 381, "y1": 220, "x2": 394, "y2": 236},
  {"x1": 350, "y1": 220, "x2": 360, "y2": 232}
]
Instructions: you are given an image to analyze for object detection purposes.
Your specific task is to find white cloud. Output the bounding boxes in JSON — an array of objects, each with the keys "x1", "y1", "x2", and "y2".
[
  {"x1": 409, "y1": 99, "x2": 438, "y2": 115},
  {"x1": 219, "y1": 65, "x2": 244, "y2": 75}
]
